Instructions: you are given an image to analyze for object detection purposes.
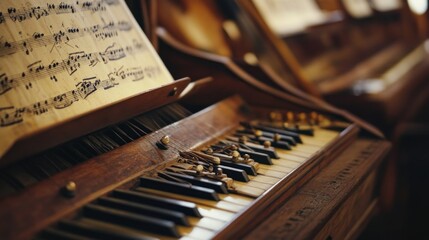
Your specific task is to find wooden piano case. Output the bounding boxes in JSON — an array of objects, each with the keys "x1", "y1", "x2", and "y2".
[
  {"x1": 232, "y1": 0, "x2": 429, "y2": 134},
  {"x1": 0, "y1": 0, "x2": 390, "y2": 239}
]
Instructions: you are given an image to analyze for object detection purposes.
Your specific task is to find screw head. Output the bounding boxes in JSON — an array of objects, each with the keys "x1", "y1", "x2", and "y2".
[
  {"x1": 273, "y1": 133, "x2": 281, "y2": 142},
  {"x1": 231, "y1": 150, "x2": 240, "y2": 158},
  {"x1": 254, "y1": 130, "x2": 263, "y2": 137},
  {"x1": 161, "y1": 135, "x2": 170, "y2": 145},
  {"x1": 205, "y1": 147, "x2": 213, "y2": 154},
  {"x1": 263, "y1": 140, "x2": 271, "y2": 148},
  {"x1": 62, "y1": 181, "x2": 76, "y2": 198},
  {"x1": 196, "y1": 164, "x2": 204, "y2": 173}
]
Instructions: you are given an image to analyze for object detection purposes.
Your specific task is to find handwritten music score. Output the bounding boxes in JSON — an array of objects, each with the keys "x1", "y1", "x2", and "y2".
[{"x1": 0, "y1": 0, "x2": 174, "y2": 158}]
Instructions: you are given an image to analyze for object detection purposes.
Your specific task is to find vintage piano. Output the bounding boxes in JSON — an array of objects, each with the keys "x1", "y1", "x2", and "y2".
[
  {"x1": 0, "y1": 0, "x2": 390, "y2": 239},
  {"x1": 221, "y1": 0, "x2": 429, "y2": 134}
]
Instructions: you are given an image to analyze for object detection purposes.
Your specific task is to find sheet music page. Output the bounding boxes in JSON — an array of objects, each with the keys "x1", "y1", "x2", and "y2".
[
  {"x1": 252, "y1": 0, "x2": 329, "y2": 36},
  {"x1": 371, "y1": 0, "x2": 402, "y2": 12},
  {"x1": 0, "y1": 0, "x2": 174, "y2": 158},
  {"x1": 342, "y1": 0, "x2": 373, "y2": 18}
]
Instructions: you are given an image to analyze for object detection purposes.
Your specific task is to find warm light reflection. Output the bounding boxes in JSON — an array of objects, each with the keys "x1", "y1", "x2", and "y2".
[
  {"x1": 342, "y1": 0, "x2": 373, "y2": 18},
  {"x1": 372, "y1": 0, "x2": 402, "y2": 12},
  {"x1": 407, "y1": 0, "x2": 428, "y2": 15}
]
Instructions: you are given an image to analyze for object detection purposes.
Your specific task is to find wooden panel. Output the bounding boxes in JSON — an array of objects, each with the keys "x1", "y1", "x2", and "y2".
[
  {"x1": 315, "y1": 172, "x2": 377, "y2": 240},
  {"x1": 244, "y1": 138, "x2": 390, "y2": 239}
]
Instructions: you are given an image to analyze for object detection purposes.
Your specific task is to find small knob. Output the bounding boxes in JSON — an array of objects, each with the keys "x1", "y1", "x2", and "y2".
[
  {"x1": 61, "y1": 181, "x2": 76, "y2": 198},
  {"x1": 273, "y1": 133, "x2": 281, "y2": 142},
  {"x1": 254, "y1": 130, "x2": 263, "y2": 137},
  {"x1": 263, "y1": 140, "x2": 271, "y2": 148},
  {"x1": 157, "y1": 135, "x2": 170, "y2": 149}
]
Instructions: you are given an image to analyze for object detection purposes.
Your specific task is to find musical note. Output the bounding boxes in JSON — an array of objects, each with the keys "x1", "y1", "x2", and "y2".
[
  {"x1": 56, "y1": 2, "x2": 76, "y2": 14},
  {"x1": 100, "y1": 78, "x2": 118, "y2": 90},
  {"x1": 52, "y1": 93, "x2": 74, "y2": 109},
  {"x1": 76, "y1": 77, "x2": 100, "y2": 99},
  {"x1": 118, "y1": 21, "x2": 132, "y2": 31},
  {"x1": 0, "y1": 107, "x2": 25, "y2": 127},
  {"x1": 0, "y1": 21, "x2": 133, "y2": 57},
  {"x1": 0, "y1": 41, "x2": 146, "y2": 96},
  {"x1": 0, "y1": 64, "x2": 164, "y2": 127},
  {"x1": 143, "y1": 66, "x2": 161, "y2": 80},
  {"x1": 129, "y1": 67, "x2": 145, "y2": 81},
  {"x1": 0, "y1": 73, "x2": 13, "y2": 94},
  {"x1": 30, "y1": 100, "x2": 49, "y2": 115},
  {"x1": 82, "y1": 1, "x2": 106, "y2": 12},
  {"x1": 31, "y1": 6, "x2": 49, "y2": 20},
  {"x1": 8, "y1": 7, "x2": 27, "y2": 22},
  {"x1": 0, "y1": 0, "x2": 120, "y2": 25},
  {"x1": 100, "y1": 43, "x2": 125, "y2": 63},
  {"x1": 0, "y1": 12, "x2": 5, "y2": 24},
  {"x1": 94, "y1": 30, "x2": 118, "y2": 40}
]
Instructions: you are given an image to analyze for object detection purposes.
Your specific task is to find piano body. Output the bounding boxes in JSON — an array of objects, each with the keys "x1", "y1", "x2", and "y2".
[
  {"x1": 230, "y1": 0, "x2": 429, "y2": 133},
  {"x1": 0, "y1": 0, "x2": 390, "y2": 239}
]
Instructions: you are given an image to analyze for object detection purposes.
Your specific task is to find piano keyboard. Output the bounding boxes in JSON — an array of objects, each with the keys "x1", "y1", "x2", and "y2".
[
  {"x1": 0, "y1": 96, "x2": 364, "y2": 239},
  {"x1": 32, "y1": 97, "x2": 351, "y2": 240}
]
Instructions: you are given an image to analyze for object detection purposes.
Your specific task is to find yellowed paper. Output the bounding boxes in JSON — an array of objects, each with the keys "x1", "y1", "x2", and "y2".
[{"x1": 0, "y1": 0, "x2": 174, "y2": 158}]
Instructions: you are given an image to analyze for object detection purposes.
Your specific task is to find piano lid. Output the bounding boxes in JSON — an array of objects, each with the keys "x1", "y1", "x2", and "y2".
[
  {"x1": 371, "y1": 0, "x2": 402, "y2": 12},
  {"x1": 0, "y1": 0, "x2": 175, "y2": 161},
  {"x1": 342, "y1": 0, "x2": 374, "y2": 18},
  {"x1": 251, "y1": 0, "x2": 332, "y2": 36}
]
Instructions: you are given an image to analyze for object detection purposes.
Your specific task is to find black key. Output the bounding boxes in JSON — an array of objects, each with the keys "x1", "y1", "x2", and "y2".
[
  {"x1": 58, "y1": 219, "x2": 155, "y2": 240},
  {"x1": 253, "y1": 125, "x2": 302, "y2": 143},
  {"x1": 269, "y1": 139, "x2": 292, "y2": 150},
  {"x1": 227, "y1": 137, "x2": 279, "y2": 159},
  {"x1": 97, "y1": 197, "x2": 190, "y2": 226},
  {"x1": 238, "y1": 148, "x2": 272, "y2": 164},
  {"x1": 210, "y1": 153, "x2": 257, "y2": 176},
  {"x1": 261, "y1": 132, "x2": 296, "y2": 146},
  {"x1": 293, "y1": 127, "x2": 314, "y2": 136},
  {"x1": 246, "y1": 135, "x2": 292, "y2": 150},
  {"x1": 237, "y1": 128, "x2": 296, "y2": 146},
  {"x1": 83, "y1": 204, "x2": 180, "y2": 237},
  {"x1": 257, "y1": 121, "x2": 314, "y2": 136},
  {"x1": 219, "y1": 160, "x2": 257, "y2": 176},
  {"x1": 40, "y1": 228, "x2": 92, "y2": 240},
  {"x1": 112, "y1": 189, "x2": 202, "y2": 217},
  {"x1": 139, "y1": 177, "x2": 219, "y2": 201},
  {"x1": 162, "y1": 171, "x2": 228, "y2": 194},
  {"x1": 243, "y1": 143, "x2": 279, "y2": 159},
  {"x1": 217, "y1": 165, "x2": 249, "y2": 182}
]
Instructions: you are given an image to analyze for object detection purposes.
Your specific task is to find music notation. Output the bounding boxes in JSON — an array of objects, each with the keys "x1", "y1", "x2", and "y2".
[
  {"x1": 0, "y1": 0, "x2": 119, "y2": 24},
  {"x1": 0, "y1": 65, "x2": 156, "y2": 127},
  {"x1": 0, "y1": 0, "x2": 174, "y2": 157},
  {"x1": 0, "y1": 21, "x2": 133, "y2": 57},
  {"x1": 0, "y1": 40, "x2": 145, "y2": 95}
]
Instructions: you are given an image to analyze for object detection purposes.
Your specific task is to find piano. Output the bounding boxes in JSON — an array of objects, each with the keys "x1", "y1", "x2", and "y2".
[
  {"x1": 0, "y1": 0, "x2": 390, "y2": 239},
  {"x1": 227, "y1": 0, "x2": 429, "y2": 134}
]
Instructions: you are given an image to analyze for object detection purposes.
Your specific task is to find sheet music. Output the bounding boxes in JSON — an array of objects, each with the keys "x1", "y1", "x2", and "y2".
[
  {"x1": 371, "y1": 0, "x2": 402, "y2": 12},
  {"x1": 252, "y1": 0, "x2": 329, "y2": 36},
  {"x1": 0, "y1": 0, "x2": 174, "y2": 158},
  {"x1": 342, "y1": 0, "x2": 373, "y2": 18}
]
